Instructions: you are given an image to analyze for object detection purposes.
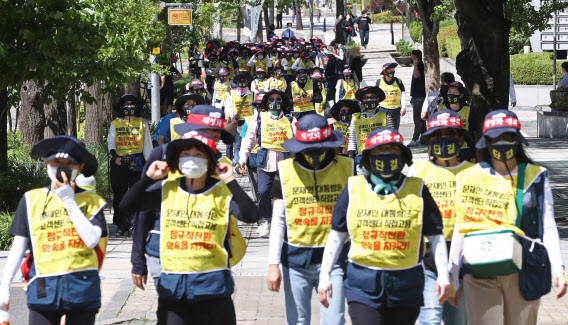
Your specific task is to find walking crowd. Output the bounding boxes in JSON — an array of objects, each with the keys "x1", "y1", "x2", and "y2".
[{"x1": 0, "y1": 32, "x2": 567, "y2": 325}]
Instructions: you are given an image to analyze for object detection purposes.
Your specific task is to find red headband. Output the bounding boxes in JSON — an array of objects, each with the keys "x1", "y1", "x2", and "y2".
[
  {"x1": 296, "y1": 126, "x2": 332, "y2": 142},
  {"x1": 483, "y1": 116, "x2": 521, "y2": 133},
  {"x1": 186, "y1": 114, "x2": 227, "y2": 129},
  {"x1": 180, "y1": 133, "x2": 218, "y2": 153},
  {"x1": 365, "y1": 132, "x2": 404, "y2": 148},
  {"x1": 427, "y1": 116, "x2": 464, "y2": 130}
]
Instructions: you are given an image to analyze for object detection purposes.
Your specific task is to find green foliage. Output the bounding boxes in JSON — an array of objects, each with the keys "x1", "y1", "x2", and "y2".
[
  {"x1": 396, "y1": 39, "x2": 413, "y2": 56},
  {"x1": 345, "y1": 41, "x2": 359, "y2": 49},
  {"x1": 409, "y1": 19, "x2": 423, "y2": 43},
  {"x1": 445, "y1": 36, "x2": 461, "y2": 60},
  {"x1": 550, "y1": 95, "x2": 568, "y2": 112},
  {"x1": 0, "y1": 212, "x2": 14, "y2": 250},
  {"x1": 507, "y1": 0, "x2": 568, "y2": 38},
  {"x1": 510, "y1": 52, "x2": 563, "y2": 85},
  {"x1": 509, "y1": 29, "x2": 530, "y2": 55},
  {"x1": 371, "y1": 11, "x2": 403, "y2": 24},
  {"x1": 174, "y1": 75, "x2": 192, "y2": 99},
  {"x1": 437, "y1": 24, "x2": 457, "y2": 57},
  {"x1": 439, "y1": 20, "x2": 454, "y2": 30},
  {"x1": 86, "y1": 144, "x2": 112, "y2": 201}
]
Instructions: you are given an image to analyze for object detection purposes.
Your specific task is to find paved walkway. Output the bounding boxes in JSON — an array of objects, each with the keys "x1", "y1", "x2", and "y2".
[{"x1": 1, "y1": 10, "x2": 568, "y2": 325}]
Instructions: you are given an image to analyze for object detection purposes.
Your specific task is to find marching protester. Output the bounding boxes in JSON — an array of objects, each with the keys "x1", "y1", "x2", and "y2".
[
  {"x1": 120, "y1": 130, "x2": 259, "y2": 324},
  {"x1": 211, "y1": 67, "x2": 231, "y2": 109},
  {"x1": 408, "y1": 50, "x2": 426, "y2": 147},
  {"x1": 251, "y1": 68, "x2": 269, "y2": 95},
  {"x1": 289, "y1": 67, "x2": 315, "y2": 116},
  {"x1": 421, "y1": 72, "x2": 455, "y2": 121},
  {"x1": 335, "y1": 69, "x2": 358, "y2": 102},
  {"x1": 238, "y1": 90, "x2": 293, "y2": 237},
  {"x1": 331, "y1": 99, "x2": 360, "y2": 156},
  {"x1": 107, "y1": 94, "x2": 152, "y2": 236},
  {"x1": 225, "y1": 73, "x2": 254, "y2": 165},
  {"x1": 449, "y1": 110, "x2": 566, "y2": 325},
  {"x1": 265, "y1": 65, "x2": 288, "y2": 92},
  {"x1": 407, "y1": 110, "x2": 473, "y2": 325},
  {"x1": 311, "y1": 71, "x2": 327, "y2": 116},
  {"x1": 318, "y1": 128, "x2": 450, "y2": 325},
  {"x1": 267, "y1": 114, "x2": 352, "y2": 325},
  {"x1": 164, "y1": 93, "x2": 206, "y2": 143},
  {"x1": 0, "y1": 136, "x2": 108, "y2": 325},
  {"x1": 376, "y1": 63, "x2": 407, "y2": 131}
]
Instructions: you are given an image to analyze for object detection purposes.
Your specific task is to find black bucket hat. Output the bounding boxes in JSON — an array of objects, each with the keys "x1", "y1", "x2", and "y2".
[
  {"x1": 174, "y1": 93, "x2": 206, "y2": 112},
  {"x1": 330, "y1": 100, "x2": 360, "y2": 121},
  {"x1": 476, "y1": 110, "x2": 527, "y2": 149},
  {"x1": 165, "y1": 130, "x2": 221, "y2": 167},
  {"x1": 261, "y1": 89, "x2": 291, "y2": 113},
  {"x1": 355, "y1": 86, "x2": 386, "y2": 102},
  {"x1": 31, "y1": 135, "x2": 98, "y2": 177},
  {"x1": 175, "y1": 105, "x2": 234, "y2": 144},
  {"x1": 440, "y1": 81, "x2": 470, "y2": 103},
  {"x1": 114, "y1": 94, "x2": 143, "y2": 114},
  {"x1": 361, "y1": 128, "x2": 413, "y2": 166},
  {"x1": 282, "y1": 114, "x2": 345, "y2": 152}
]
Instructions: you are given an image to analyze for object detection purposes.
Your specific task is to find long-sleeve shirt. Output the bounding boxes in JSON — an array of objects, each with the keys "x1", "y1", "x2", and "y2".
[{"x1": 107, "y1": 118, "x2": 153, "y2": 160}]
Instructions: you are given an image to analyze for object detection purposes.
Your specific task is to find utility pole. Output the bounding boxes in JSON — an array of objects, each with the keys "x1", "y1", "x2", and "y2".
[
  {"x1": 553, "y1": 3, "x2": 558, "y2": 89},
  {"x1": 310, "y1": 0, "x2": 314, "y2": 38}
]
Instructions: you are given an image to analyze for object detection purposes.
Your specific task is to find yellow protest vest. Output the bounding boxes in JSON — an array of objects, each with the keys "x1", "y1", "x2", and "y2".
[
  {"x1": 26, "y1": 188, "x2": 106, "y2": 276},
  {"x1": 438, "y1": 105, "x2": 471, "y2": 131},
  {"x1": 111, "y1": 117, "x2": 144, "y2": 155},
  {"x1": 169, "y1": 117, "x2": 185, "y2": 141},
  {"x1": 333, "y1": 121, "x2": 349, "y2": 148},
  {"x1": 378, "y1": 77, "x2": 402, "y2": 110},
  {"x1": 299, "y1": 59, "x2": 313, "y2": 69},
  {"x1": 413, "y1": 161, "x2": 474, "y2": 240},
  {"x1": 315, "y1": 87, "x2": 327, "y2": 116},
  {"x1": 271, "y1": 57, "x2": 280, "y2": 67},
  {"x1": 160, "y1": 179, "x2": 232, "y2": 273},
  {"x1": 255, "y1": 79, "x2": 268, "y2": 92},
  {"x1": 291, "y1": 80, "x2": 315, "y2": 112},
  {"x1": 286, "y1": 59, "x2": 295, "y2": 75},
  {"x1": 267, "y1": 77, "x2": 287, "y2": 92},
  {"x1": 260, "y1": 112, "x2": 292, "y2": 152},
  {"x1": 255, "y1": 58, "x2": 269, "y2": 72},
  {"x1": 214, "y1": 81, "x2": 229, "y2": 102},
  {"x1": 347, "y1": 176, "x2": 424, "y2": 270},
  {"x1": 220, "y1": 61, "x2": 235, "y2": 79},
  {"x1": 280, "y1": 156, "x2": 352, "y2": 247},
  {"x1": 353, "y1": 111, "x2": 388, "y2": 154},
  {"x1": 341, "y1": 80, "x2": 356, "y2": 100},
  {"x1": 237, "y1": 58, "x2": 251, "y2": 74},
  {"x1": 231, "y1": 90, "x2": 253, "y2": 120},
  {"x1": 206, "y1": 60, "x2": 218, "y2": 76},
  {"x1": 455, "y1": 163, "x2": 546, "y2": 236}
]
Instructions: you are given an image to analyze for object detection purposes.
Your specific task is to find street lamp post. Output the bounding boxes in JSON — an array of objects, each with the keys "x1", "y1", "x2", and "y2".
[{"x1": 310, "y1": 0, "x2": 314, "y2": 38}]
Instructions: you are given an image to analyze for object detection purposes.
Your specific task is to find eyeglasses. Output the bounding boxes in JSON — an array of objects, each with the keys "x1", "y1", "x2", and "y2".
[
  {"x1": 268, "y1": 97, "x2": 282, "y2": 103},
  {"x1": 362, "y1": 96, "x2": 377, "y2": 100}
]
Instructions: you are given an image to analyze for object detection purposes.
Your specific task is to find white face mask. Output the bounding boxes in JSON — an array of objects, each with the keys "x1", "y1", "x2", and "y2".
[
  {"x1": 47, "y1": 165, "x2": 79, "y2": 183},
  {"x1": 287, "y1": 27, "x2": 292, "y2": 30},
  {"x1": 178, "y1": 156, "x2": 208, "y2": 179}
]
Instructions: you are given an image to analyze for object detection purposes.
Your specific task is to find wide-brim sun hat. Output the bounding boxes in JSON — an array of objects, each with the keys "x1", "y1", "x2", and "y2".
[
  {"x1": 440, "y1": 81, "x2": 470, "y2": 102},
  {"x1": 355, "y1": 86, "x2": 386, "y2": 103},
  {"x1": 330, "y1": 99, "x2": 361, "y2": 121},
  {"x1": 260, "y1": 89, "x2": 291, "y2": 113},
  {"x1": 281, "y1": 114, "x2": 345, "y2": 153},
  {"x1": 361, "y1": 128, "x2": 413, "y2": 166},
  {"x1": 114, "y1": 94, "x2": 142, "y2": 113},
  {"x1": 31, "y1": 135, "x2": 98, "y2": 177},
  {"x1": 174, "y1": 94, "x2": 205, "y2": 111},
  {"x1": 476, "y1": 109, "x2": 527, "y2": 149},
  {"x1": 175, "y1": 105, "x2": 234, "y2": 144},
  {"x1": 165, "y1": 130, "x2": 221, "y2": 167}
]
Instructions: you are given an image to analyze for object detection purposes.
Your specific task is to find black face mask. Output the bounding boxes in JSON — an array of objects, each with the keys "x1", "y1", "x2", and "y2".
[
  {"x1": 180, "y1": 105, "x2": 193, "y2": 119},
  {"x1": 256, "y1": 74, "x2": 265, "y2": 80},
  {"x1": 268, "y1": 101, "x2": 282, "y2": 113},
  {"x1": 122, "y1": 104, "x2": 136, "y2": 116},
  {"x1": 237, "y1": 81, "x2": 248, "y2": 88},
  {"x1": 297, "y1": 75, "x2": 308, "y2": 85},
  {"x1": 301, "y1": 148, "x2": 328, "y2": 168},
  {"x1": 489, "y1": 141, "x2": 518, "y2": 162},
  {"x1": 369, "y1": 153, "x2": 404, "y2": 179},
  {"x1": 340, "y1": 111, "x2": 352, "y2": 123},
  {"x1": 362, "y1": 100, "x2": 378, "y2": 111},
  {"x1": 431, "y1": 137, "x2": 461, "y2": 160}
]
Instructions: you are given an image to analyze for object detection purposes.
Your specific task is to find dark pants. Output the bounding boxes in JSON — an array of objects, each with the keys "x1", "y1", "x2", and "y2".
[
  {"x1": 411, "y1": 97, "x2": 426, "y2": 141},
  {"x1": 157, "y1": 297, "x2": 236, "y2": 325},
  {"x1": 277, "y1": 15, "x2": 283, "y2": 28},
  {"x1": 205, "y1": 75, "x2": 216, "y2": 99},
  {"x1": 380, "y1": 107, "x2": 402, "y2": 131},
  {"x1": 29, "y1": 309, "x2": 97, "y2": 325},
  {"x1": 110, "y1": 159, "x2": 141, "y2": 231},
  {"x1": 360, "y1": 29, "x2": 370, "y2": 47},
  {"x1": 257, "y1": 168, "x2": 277, "y2": 222},
  {"x1": 348, "y1": 302, "x2": 420, "y2": 325}
]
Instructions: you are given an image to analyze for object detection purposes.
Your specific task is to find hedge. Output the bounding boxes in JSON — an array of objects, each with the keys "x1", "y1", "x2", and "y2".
[
  {"x1": 446, "y1": 36, "x2": 461, "y2": 60},
  {"x1": 0, "y1": 212, "x2": 13, "y2": 250},
  {"x1": 438, "y1": 24, "x2": 457, "y2": 57},
  {"x1": 510, "y1": 52, "x2": 563, "y2": 85},
  {"x1": 371, "y1": 11, "x2": 403, "y2": 24}
]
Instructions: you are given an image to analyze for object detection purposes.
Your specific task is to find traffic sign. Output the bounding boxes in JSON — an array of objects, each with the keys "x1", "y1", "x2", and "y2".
[{"x1": 168, "y1": 8, "x2": 192, "y2": 25}]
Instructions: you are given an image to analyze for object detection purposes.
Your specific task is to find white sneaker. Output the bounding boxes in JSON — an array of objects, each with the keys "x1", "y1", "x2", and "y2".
[{"x1": 257, "y1": 221, "x2": 270, "y2": 237}]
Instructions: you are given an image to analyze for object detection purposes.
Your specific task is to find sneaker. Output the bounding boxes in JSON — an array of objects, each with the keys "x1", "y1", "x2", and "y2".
[
  {"x1": 257, "y1": 220, "x2": 270, "y2": 237},
  {"x1": 407, "y1": 140, "x2": 420, "y2": 147}
]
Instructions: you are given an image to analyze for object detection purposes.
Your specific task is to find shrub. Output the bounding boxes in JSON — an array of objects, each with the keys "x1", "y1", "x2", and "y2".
[
  {"x1": 445, "y1": 36, "x2": 461, "y2": 60},
  {"x1": 395, "y1": 39, "x2": 413, "y2": 56},
  {"x1": 371, "y1": 11, "x2": 403, "y2": 24},
  {"x1": 550, "y1": 94, "x2": 568, "y2": 112},
  {"x1": 174, "y1": 74, "x2": 192, "y2": 98},
  {"x1": 437, "y1": 24, "x2": 458, "y2": 57},
  {"x1": 439, "y1": 20, "x2": 454, "y2": 30},
  {"x1": 409, "y1": 19, "x2": 423, "y2": 43},
  {"x1": 86, "y1": 144, "x2": 113, "y2": 202},
  {"x1": 509, "y1": 29, "x2": 530, "y2": 55},
  {"x1": 510, "y1": 52, "x2": 563, "y2": 85},
  {"x1": 0, "y1": 212, "x2": 13, "y2": 250},
  {"x1": 345, "y1": 41, "x2": 359, "y2": 49}
]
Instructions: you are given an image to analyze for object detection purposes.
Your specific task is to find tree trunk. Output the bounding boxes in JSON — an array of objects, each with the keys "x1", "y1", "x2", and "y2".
[
  {"x1": 84, "y1": 82, "x2": 104, "y2": 145},
  {"x1": 0, "y1": 88, "x2": 9, "y2": 170},
  {"x1": 415, "y1": 0, "x2": 441, "y2": 93},
  {"x1": 295, "y1": 1, "x2": 304, "y2": 30},
  {"x1": 237, "y1": 4, "x2": 242, "y2": 42},
  {"x1": 334, "y1": 16, "x2": 345, "y2": 44},
  {"x1": 264, "y1": 4, "x2": 271, "y2": 40},
  {"x1": 268, "y1": 0, "x2": 274, "y2": 25},
  {"x1": 336, "y1": 0, "x2": 345, "y2": 18},
  {"x1": 44, "y1": 99, "x2": 67, "y2": 138},
  {"x1": 453, "y1": 0, "x2": 511, "y2": 137},
  {"x1": 20, "y1": 80, "x2": 46, "y2": 145},
  {"x1": 67, "y1": 96, "x2": 77, "y2": 137},
  {"x1": 256, "y1": 11, "x2": 264, "y2": 42}
]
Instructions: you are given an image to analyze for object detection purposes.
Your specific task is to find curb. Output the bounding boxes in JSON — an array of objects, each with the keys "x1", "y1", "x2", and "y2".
[{"x1": 96, "y1": 277, "x2": 135, "y2": 324}]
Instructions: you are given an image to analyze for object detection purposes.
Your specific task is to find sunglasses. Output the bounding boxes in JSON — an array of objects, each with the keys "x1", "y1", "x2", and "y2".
[{"x1": 362, "y1": 95, "x2": 377, "y2": 100}]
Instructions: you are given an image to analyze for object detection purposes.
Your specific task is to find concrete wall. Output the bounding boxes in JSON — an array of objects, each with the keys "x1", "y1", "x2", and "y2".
[{"x1": 439, "y1": 58, "x2": 553, "y2": 107}]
